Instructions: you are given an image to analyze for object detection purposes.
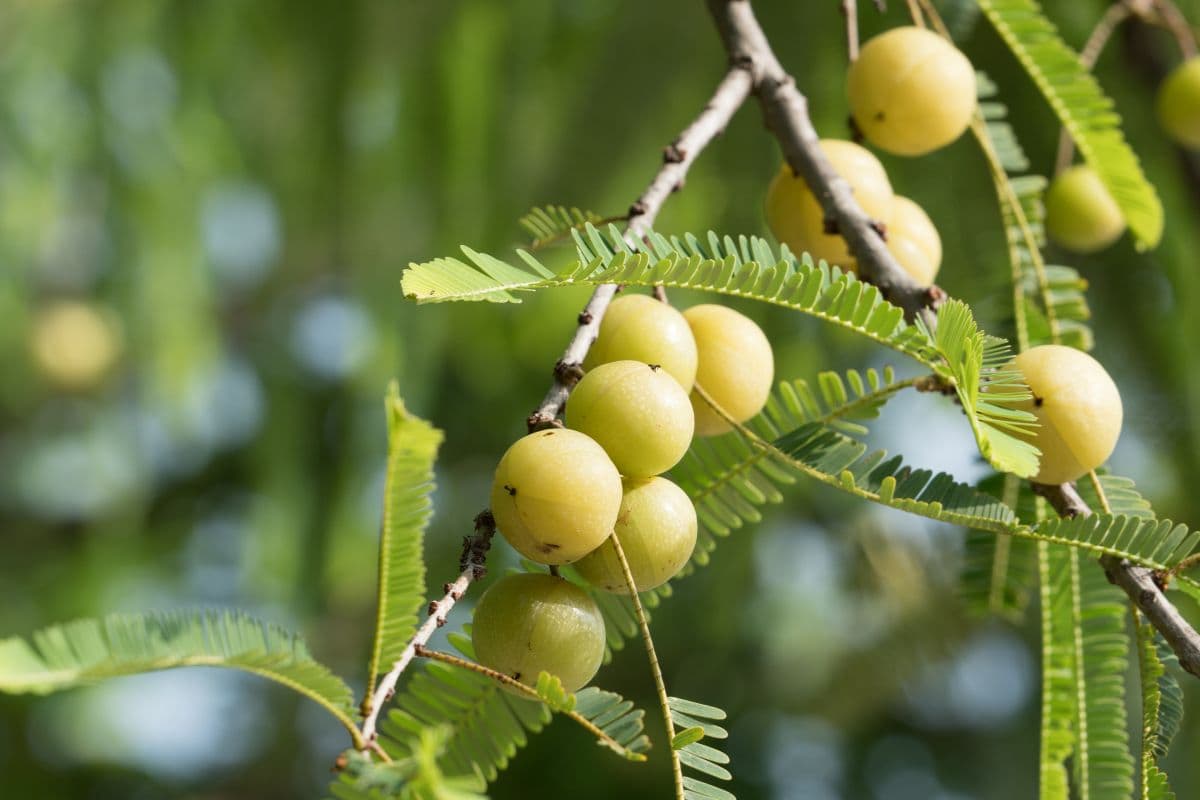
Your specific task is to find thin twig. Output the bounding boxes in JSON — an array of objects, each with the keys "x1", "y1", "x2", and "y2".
[
  {"x1": 705, "y1": 0, "x2": 1200, "y2": 681},
  {"x1": 526, "y1": 67, "x2": 754, "y2": 432},
  {"x1": 1054, "y1": 2, "x2": 1135, "y2": 174},
  {"x1": 414, "y1": 646, "x2": 647, "y2": 761},
  {"x1": 359, "y1": 511, "x2": 495, "y2": 746},
  {"x1": 705, "y1": 0, "x2": 941, "y2": 327},
  {"x1": 841, "y1": 0, "x2": 860, "y2": 62},
  {"x1": 607, "y1": 528, "x2": 684, "y2": 798}
]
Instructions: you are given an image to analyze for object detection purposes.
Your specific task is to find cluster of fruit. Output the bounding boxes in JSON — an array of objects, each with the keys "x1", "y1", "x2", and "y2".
[
  {"x1": 766, "y1": 26, "x2": 977, "y2": 286},
  {"x1": 472, "y1": 296, "x2": 774, "y2": 692},
  {"x1": 1046, "y1": 51, "x2": 1200, "y2": 254}
]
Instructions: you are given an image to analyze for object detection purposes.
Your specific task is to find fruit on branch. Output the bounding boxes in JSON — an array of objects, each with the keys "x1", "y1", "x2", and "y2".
[
  {"x1": 1012, "y1": 344, "x2": 1123, "y2": 485},
  {"x1": 30, "y1": 300, "x2": 123, "y2": 390},
  {"x1": 471, "y1": 572, "x2": 606, "y2": 694},
  {"x1": 886, "y1": 195, "x2": 942, "y2": 286},
  {"x1": 583, "y1": 294, "x2": 699, "y2": 391},
  {"x1": 1157, "y1": 56, "x2": 1200, "y2": 149},
  {"x1": 847, "y1": 26, "x2": 976, "y2": 156},
  {"x1": 566, "y1": 360, "x2": 694, "y2": 478},
  {"x1": 683, "y1": 304, "x2": 774, "y2": 436},
  {"x1": 490, "y1": 429, "x2": 623, "y2": 564},
  {"x1": 574, "y1": 476, "x2": 698, "y2": 593},
  {"x1": 765, "y1": 139, "x2": 894, "y2": 269},
  {"x1": 1044, "y1": 165, "x2": 1126, "y2": 253}
]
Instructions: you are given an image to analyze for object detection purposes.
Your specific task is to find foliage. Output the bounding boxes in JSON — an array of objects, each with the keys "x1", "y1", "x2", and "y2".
[
  {"x1": 366, "y1": 384, "x2": 445, "y2": 701},
  {"x1": 977, "y1": 0, "x2": 1163, "y2": 248},
  {"x1": 0, "y1": 610, "x2": 362, "y2": 745}
]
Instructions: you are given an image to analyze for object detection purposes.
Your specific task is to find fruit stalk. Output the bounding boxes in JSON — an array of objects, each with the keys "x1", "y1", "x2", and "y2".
[
  {"x1": 359, "y1": 510, "x2": 496, "y2": 747},
  {"x1": 526, "y1": 66, "x2": 754, "y2": 432},
  {"x1": 705, "y1": 0, "x2": 940, "y2": 326}
]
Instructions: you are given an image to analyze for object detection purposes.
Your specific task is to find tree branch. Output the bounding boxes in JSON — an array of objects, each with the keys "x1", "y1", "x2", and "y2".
[
  {"x1": 705, "y1": 0, "x2": 1200, "y2": 679},
  {"x1": 706, "y1": 0, "x2": 940, "y2": 328},
  {"x1": 841, "y1": 0, "x2": 860, "y2": 62},
  {"x1": 526, "y1": 67, "x2": 754, "y2": 432},
  {"x1": 1032, "y1": 482, "x2": 1200, "y2": 679},
  {"x1": 360, "y1": 510, "x2": 495, "y2": 746}
]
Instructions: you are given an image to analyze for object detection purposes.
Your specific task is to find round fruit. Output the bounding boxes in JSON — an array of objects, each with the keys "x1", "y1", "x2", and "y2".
[
  {"x1": 1044, "y1": 166, "x2": 1125, "y2": 254},
  {"x1": 574, "y1": 477, "x2": 698, "y2": 594},
  {"x1": 887, "y1": 195, "x2": 942, "y2": 285},
  {"x1": 471, "y1": 573, "x2": 606, "y2": 693},
  {"x1": 1012, "y1": 345, "x2": 1123, "y2": 485},
  {"x1": 490, "y1": 429, "x2": 623, "y2": 564},
  {"x1": 31, "y1": 300, "x2": 122, "y2": 390},
  {"x1": 765, "y1": 140, "x2": 894, "y2": 269},
  {"x1": 684, "y1": 304, "x2": 774, "y2": 436},
  {"x1": 583, "y1": 294, "x2": 698, "y2": 391},
  {"x1": 566, "y1": 360, "x2": 694, "y2": 478},
  {"x1": 847, "y1": 26, "x2": 976, "y2": 156},
  {"x1": 1157, "y1": 56, "x2": 1200, "y2": 148}
]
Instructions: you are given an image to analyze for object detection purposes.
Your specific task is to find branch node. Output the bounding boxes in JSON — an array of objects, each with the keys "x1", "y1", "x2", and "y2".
[
  {"x1": 663, "y1": 143, "x2": 686, "y2": 163},
  {"x1": 869, "y1": 219, "x2": 887, "y2": 241},
  {"x1": 823, "y1": 216, "x2": 840, "y2": 236},
  {"x1": 554, "y1": 359, "x2": 585, "y2": 387},
  {"x1": 628, "y1": 200, "x2": 649, "y2": 219},
  {"x1": 578, "y1": 310, "x2": 594, "y2": 325}
]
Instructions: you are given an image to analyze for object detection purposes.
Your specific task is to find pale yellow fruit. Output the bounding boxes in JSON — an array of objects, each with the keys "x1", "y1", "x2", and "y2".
[
  {"x1": 1044, "y1": 166, "x2": 1125, "y2": 254},
  {"x1": 1157, "y1": 56, "x2": 1200, "y2": 148},
  {"x1": 31, "y1": 301, "x2": 122, "y2": 390},
  {"x1": 887, "y1": 195, "x2": 942, "y2": 285},
  {"x1": 471, "y1": 573, "x2": 606, "y2": 693},
  {"x1": 684, "y1": 304, "x2": 774, "y2": 436},
  {"x1": 567, "y1": 360, "x2": 695, "y2": 478},
  {"x1": 574, "y1": 477, "x2": 698, "y2": 594},
  {"x1": 765, "y1": 140, "x2": 894, "y2": 269},
  {"x1": 490, "y1": 429, "x2": 623, "y2": 564},
  {"x1": 848, "y1": 26, "x2": 976, "y2": 156},
  {"x1": 583, "y1": 294, "x2": 698, "y2": 391},
  {"x1": 1013, "y1": 345, "x2": 1123, "y2": 485}
]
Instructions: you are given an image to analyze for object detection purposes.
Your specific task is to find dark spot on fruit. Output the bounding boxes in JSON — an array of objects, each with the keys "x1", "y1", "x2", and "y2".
[
  {"x1": 504, "y1": 484, "x2": 517, "y2": 496},
  {"x1": 1033, "y1": 395, "x2": 1044, "y2": 407},
  {"x1": 648, "y1": 364, "x2": 662, "y2": 372},
  {"x1": 538, "y1": 542, "x2": 561, "y2": 552},
  {"x1": 543, "y1": 431, "x2": 556, "y2": 437},
  {"x1": 874, "y1": 111, "x2": 885, "y2": 121}
]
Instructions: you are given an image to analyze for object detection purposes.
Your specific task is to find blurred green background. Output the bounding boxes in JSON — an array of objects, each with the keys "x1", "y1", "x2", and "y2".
[{"x1": 2, "y1": 1, "x2": 1200, "y2": 798}]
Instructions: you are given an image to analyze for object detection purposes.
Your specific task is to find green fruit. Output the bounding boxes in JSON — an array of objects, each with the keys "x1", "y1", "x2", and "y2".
[
  {"x1": 848, "y1": 26, "x2": 976, "y2": 156},
  {"x1": 1157, "y1": 56, "x2": 1200, "y2": 148},
  {"x1": 490, "y1": 429, "x2": 623, "y2": 564},
  {"x1": 684, "y1": 304, "x2": 774, "y2": 436},
  {"x1": 574, "y1": 476, "x2": 698, "y2": 594},
  {"x1": 567, "y1": 360, "x2": 694, "y2": 478},
  {"x1": 1013, "y1": 345, "x2": 1123, "y2": 485},
  {"x1": 887, "y1": 195, "x2": 942, "y2": 285},
  {"x1": 471, "y1": 573, "x2": 606, "y2": 693},
  {"x1": 583, "y1": 294, "x2": 699, "y2": 391},
  {"x1": 1044, "y1": 165, "x2": 1125, "y2": 254},
  {"x1": 765, "y1": 140, "x2": 894, "y2": 269}
]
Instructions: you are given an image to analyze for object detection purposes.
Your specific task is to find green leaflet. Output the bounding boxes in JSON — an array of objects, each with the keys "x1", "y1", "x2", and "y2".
[
  {"x1": 977, "y1": 0, "x2": 1163, "y2": 249},
  {"x1": 1039, "y1": 541, "x2": 1075, "y2": 799},
  {"x1": 668, "y1": 697, "x2": 733, "y2": 800},
  {"x1": 374, "y1": 631, "x2": 648, "y2": 789},
  {"x1": 0, "y1": 609, "x2": 361, "y2": 746},
  {"x1": 1135, "y1": 616, "x2": 1181, "y2": 800},
  {"x1": 1072, "y1": 549, "x2": 1136, "y2": 799},
  {"x1": 518, "y1": 204, "x2": 605, "y2": 250},
  {"x1": 365, "y1": 385, "x2": 444, "y2": 702},
  {"x1": 975, "y1": 72, "x2": 1094, "y2": 353},
  {"x1": 1033, "y1": 515, "x2": 1200, "y2": 573}
]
